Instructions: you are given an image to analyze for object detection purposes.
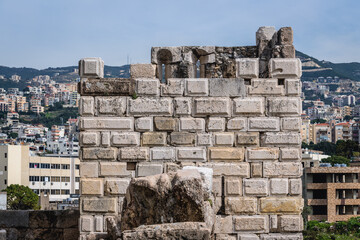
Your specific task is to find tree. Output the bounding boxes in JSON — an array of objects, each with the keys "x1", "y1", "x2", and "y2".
[
  {"x1": 3, "y1": 184, "x2": 40, "y2": 210},
  {"x1": 336, "y1": 140, "x2": 360, "y2": 159},
  {"x1": 322, "y1": 155, "x2": 350, "y2": 166},
  {"x1": 311, "y1": 119, "x2": 327, "y2": 124},
  {"x1": 344, "y1": 115, "x2": 353, "y2": 121},
  {"x1": 9, "y1": 132, "x2": 18, "y2": 139}
]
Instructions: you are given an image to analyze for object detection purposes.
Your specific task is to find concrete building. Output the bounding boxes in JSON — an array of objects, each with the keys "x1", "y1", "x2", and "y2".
[
  {"x1": 301, "y1": 115, "x2": 311, "y2": 144},
  {"x1": 311, "y1": 123, "x2": 332, "y2": 144},
  {"x1": 332, "y1": 122, "x2": 352, "y2": 143},
  {"x1": 0, "y1": 145, "x2": 79, "y2": 202},
  {"x1": 305, "y1": 166, "x2": 360, "y2": 222}
]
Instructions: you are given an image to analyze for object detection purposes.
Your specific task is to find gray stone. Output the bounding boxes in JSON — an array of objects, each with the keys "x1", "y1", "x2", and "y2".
[{"x1": 209, "y1": 78, "x2": 246, "y2": 97}]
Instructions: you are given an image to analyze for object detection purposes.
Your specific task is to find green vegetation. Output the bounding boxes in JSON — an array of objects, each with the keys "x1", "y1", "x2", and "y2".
[
  {"x1": 3, "y1": 184, "x2": 40, "y2": 210},
  {"x1": 302, "y1": 140, "x2": 360, "y2": 159},
  {"x1": 311, "y1": 119, "x2": 327, "y2": 124},
  {"x1": 322, "y1": 155, "x2": 350, "y2": 166},
  {"x1": 304, "y1": 218, "x2": 360, "y2": 239}
]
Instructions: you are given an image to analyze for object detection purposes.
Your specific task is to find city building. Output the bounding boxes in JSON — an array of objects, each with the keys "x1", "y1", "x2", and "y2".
[
  {"x1": 311, "y1": 123, "x2": 332, "y2": 144},
  {"x1": 332, "y1": 122, "x2": 352, "y2": 143}
]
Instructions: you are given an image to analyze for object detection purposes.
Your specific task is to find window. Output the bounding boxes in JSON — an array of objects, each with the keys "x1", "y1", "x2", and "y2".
[
  {"x1": 40, "y1": 163, "x2": 50, "y2": 169},
  {"x1": 75, "y1": 189, "x2": 80, "y2": 194},
  {"x1": 33, "y1": 189, "x2": 39, "y2": 194},
  {"x1": 4, "y1": 153, "x2": 7, "y2": 158},
  {"x1": 29, "y1": 163, "x2": 40, "y2": 168},
  {"x1": 40, "y1": 176, "x2": 50, "y2": 182},
  {"x1": 50, "y1": 189, "x2": 60, "y2": 195},
  {"x1": 4, "y1": 180, "x2": 7, "y2": 185},
  {"x1": 51, "y1": 164, "x2": 60, "y2": 169},
  {"x1": 61, "y1": 164, "x2": 70, "y2": 169},
  {"x1": 29, "y1": 176, "x2": 40, "y2": 181},
  {"x1": 51, "y1": 176, "x2": 60, "y2": 182},
  {"x1": 61, "y1": 189, "x2": 70, "y2": 195},
  {"x1": 75, "y1": 177, "x2": 80, "y2": 182},
  {"x1": 75, "y1": 165, "x2": 80, "y2": 170},
  {"x1": 61, "y1": 177, "x2": 70, "y2": 182},
  {"x1": 4, "y1": 166, "x2": 7, "y2": 171}
]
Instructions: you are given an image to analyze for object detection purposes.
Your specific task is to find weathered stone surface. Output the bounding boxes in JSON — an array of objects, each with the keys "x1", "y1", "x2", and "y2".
[
  {"x1": 206, "y1": 163, "x2": 250, "y2": 177},
  {"x1": 227, "y1": 117, "x2": 246, "y2": 130},
  {"x1": 80, "y1": 117, "x2": 133, "y2": 130},
  {"x1": 207, "y1": 117, "x2": 225, "y2": 131},
  {"x1": 176, "y1": 147, "x2": 206, "y2": 161},
  {"x1": 236, "y1": 58, "x2": 259, "y2": 78},
  {"x1": 135, "y1": 117, "x2": 153, "y2": 132},
  {"x1": 260, "y1": 197, "x2": 303, "y2": 214},
  {"x1": 101, "y1": 132, "x2": 110, "y2": 147},
  {"x1": 256, "y1": 26, "x2": 276, "y2": 46},
  {"x1": 213, "y1": 133, "x2": 234, "y2": 146},
  {"x1": 279, "y1": 215, "x2": 303, "y2": 232},
  {"x1": 142, "y1": 132, "x2": 167, "y2": 146},
  {"x1": 280, "y1": 148, "x2": 301, "y2": 161},
  {"x1": 214, "y1": 215, "x2": 233, "y2": 233},
  {"x1": 94, "y1": 215, "x2": 103, "y2": 232},
  {"x1": 161, "y1": 79, "x2": 184, "y2": 96},
  {"x1": 248, "y1": 79, "x2": 284, "y2": 95},
  {"x1": 136, "y1": 163, "x2": 163, "y2": 177},
  {"x1": 79, "y1": 78, "x2": 133, "y2": 96},
  {"x1": 120, "y1": 222, "x2": 211, "y2": 240},
  {"x1": 238, "y1": 234, "x2": 260, "y2": 240},
  {"x1": 154, "y1": 117, "x2": 177, "y2": 131},
  {"x1": 121, "y1": 169, "x2": 212, "y2": 230},
  {"x1": 289, "y1": 178, "x2": 302, "y2": 195},
  {"x1": 194, "y1": 98, "x2": 231, "y2": 117},
  {"x1": 263, "y1": 162, "x2": 302, "y2": 177},
  {"x1": 174, "y1": 97, "x2": 191, "y2": 115},
  {"x1": 244, "y1": 178, "x2": 269, "y2": 196},
  {"x1": 80, "y1": 215, "x2": 93, "y2": 232},
  {"x1": 226, "y1": 178, "x2": 242, "y2": 195},
  {"x1": 281, "y1": 117, "x2": 301, "y2": 131},
  {"x1": 233, "y1": 97, "x2": 265, "y2": 116},
  {"x1": 185, "y1": 79, "x2": 208, "y2": 96},
  {"x1": 268, "y1": 97, "x2": 301, "y2": 116},
  {"x1": 269, "y1": 58, "x2": 302, "y2": 78},
  {"x1": 270, "y1": 178, "x2": 288, "y2": 195},
  {"x1": 82, "y1": 198, "x2": 117, "y2": 213},
  {"x1": 226, "y1": 197, "x2": 257, "y2": 214},
  {"x1": 105, "y1": 179, "x2": 130, "y2": 195},
  {"x1": 79, "y1": 58, "x2": 104, "y2": 78},
  {"x1": 209, "y1": 78, "x2": 246, "y2": 97},
  {"x1": 81, "y1": 179, "x2": 103, "y2": 195},
  {"x1": 285, "y1": 79, "x2": 301, "y2": 96},
  {"x1": 170, "y1": 132, "x2": 196, "y2": 146},
  {"x1": 236, "y1": 132, "x2": 259, "y2": 146},
  {"x1": 111, "y1": 132, "x2": 140, "y2": 146},
  {"x1": 180, "y1": 118, "x2": 205, "y2": 132},
  {"x1": 197, "y1": 133, "x2": 212, "y2": 146},
  {"x1": 119, "y1": 147, "x2": 149, "y2": 161},
  {"x1": 209, "y1": 147, "x2": 244, "y2": 161},
  {"x1": 100, "y1": 162, "x2": 132, "y2": 177},
  {"x1": 130, "y1": 64, "x2": 156, "y2": 78},
  {"x1": 247, "y1": 147, "x2": 279, "y2": 161},
  {"x1": 136, "y1": 79, "x2": 159, "y2": 96},
  {"x1": 80, "y1": 132, "x2": 99, "y2": 146},
  {"x1": 261, "y1": 132, "x2": 301, "y2": 147},
  {"x1": 96, "y1": 96, "x2": 126, "y2": 116},
  {"x1": 248, "y1": 117, "x2": 280, "y2": 131},
  {"x1": 260, "y1": 233, "x2": 303, "y2": 240},
  {"x1": 251, "y1": 162, "x2": 263, "y2": 178},
  {"x1": 234, "y1": 216, "x2": 269, "y2": 233},
  {"x1": 80, "y1": 162, "x2": 99, "y2": 178},
  {"x1": 79, "y1": 96, "x2": 94, "y2": 116},
  {"x1": 151, "y1": 147, "x2": 175, "y2": 161},
  {"x1": 128, "y1": 98, "x2": 173, "y2": 116},
  {"x1": 278, "y1": 27, "x2": 293, "y2": 45},
  {"x1": 82, "y1": 148, "x2": 117, "y2": 160}
]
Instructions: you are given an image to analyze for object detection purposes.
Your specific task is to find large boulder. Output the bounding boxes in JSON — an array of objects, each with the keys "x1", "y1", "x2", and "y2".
[{"x1": 120, "y1": 169, "x2": 214, "y2": 231}]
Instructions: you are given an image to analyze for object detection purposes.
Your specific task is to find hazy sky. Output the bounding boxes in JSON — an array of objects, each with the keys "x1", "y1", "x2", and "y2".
[{"x1": 0, "y1": 0, "x2": 359, "y2": 69}]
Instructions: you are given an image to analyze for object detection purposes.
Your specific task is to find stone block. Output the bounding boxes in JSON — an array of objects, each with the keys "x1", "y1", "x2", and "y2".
[
  {"x1": 289, "y1": 179, "x2": 302, "y2": 195},
  {"x1": 233, "y1": 97, "x2": 265, "y2": 116},
  {"x1": 179, "y1": 118, "x2": 205, "y2": 132},
  {"x1": 227, "y1": 117, "x2": 246, "y2": 131},
  {"x1": 208, "y1": 163, "x2": 250, "y2": 177},
  {"x1": 81, "y1": 179, "x2": 103, "y2": 195},
  {"x1": 80, "y1": 215, "x2": 93, "y2": 232},
  {"x1": 285, "y1": 79, "x2": 301, "y2": 96},
  {"x1": 270, "y1": 178, "x2": 288, "y2": 195},
  {"x1": 161, "y1": 79, "x2": 184, "y2": 96},
  {"x1": 209, "y1": 78, "x2": 246, "y2": 97},
  {"x1": 174, "y1": 97, "x2": 191, "y2": 115},
  {"x1": 100, "y1": 162, "x2": 132, "y2": 177},
  {"x1": 142, "y1": 132, "x2": 167, "y2": 146},
  {"x1": 268, "y1": 97, "x2": 301, "y2": 116},
  {"x1": 260, "y1": 197, "x2": 303, "y2": 214},
  {"x1": 130, "y1": 64, "x2": 156, "y2": 78},
  {"x1": 269, "y1": 215, "x2": 278, "y2": 232},
  {"x1": 197, "y1": 133, "x2": 212, "y2": 146},
  {"x1": 80, "y1": 162, "x2": 99, "y2": 178},
  {"x1": 135, "y1": 117, "x2": 153, "y2": 132},
  {"x1": 236, "y1": 132, "x2": 259, "y2": 146},
  {"x1": 247, "y1": 147, "x2": 279, "y2": 161},
  {"x1": 79, "y1": 96, "x2": 94, "y2": 116},
  {"x1": 80, "y1": 132, "x2": 99, "y2": 146},
  {"x1": 135, "y1": 78, "x2": 160, "y2": 96},
  {"x1": 105, "y1": 179, "x2": 130, "y2": 195},
  {"x1": 238, "y1": 234, "x2": 260, "y2": 240},
  {"x1": 248, "y1": 117, "x2": 280, "y2": 131},
  {"x1": 111, "y1": 132, "x2": 140, "y2": 146},
  {"x1": 80, "y1": 117, "x2": 134, "y2": 131},
  {"x1": 82, "y1": 148, "x2": 117, "y2": 160},
  {"x1": 214, "y1": 215, "x2": 233, "y2": 233},
  {"x1": 226, "y1": 178, "x2": 242, "y2": 195},
  {"x1": 96, "y1": 96, "x2": 126, "y2": 116},
  {"x1": 278, "y1": 27, "x2": 293, "y2": 45},
  {"x1": 213, "y1": 133, "x2": 234, "y2": 146},
  {"x1": 79, "y1": 78, "x2": 134, "y2": 96},
  {"x1": 234, "y1": 216, "x2": 269, "y2": 233},
  {"x1": 170, "y1": 132, "x2": 196, "y2": 146},
  {"x1": 226, "y1": 197, "x2": 257, "y2": 214},
  {"x1": 82, "y1": 198, "x2": 117, "y2": 213},
  {"x1": 256, "y1": 26, "x2": 276, "y2": 46},
  {"x1": 154, "y1": 117, "x2": 177, "y2": 131},
  {"x1": 248, "y1": 79, "x2": 284, "y2": 95},
  {"x1": 244, "y1": 178, "x2": 269, "y2": 196},
  {"x1": 261, "y1": 132, "x2": 301, "y2": 147},
  {"x1": 151, "y1": 147, "x2": 175, "y2": 161},
  {"x1": 263, "y1": 162, "x2": 302, "y2": 177},
  {"x1": 128, "y1": 97, "x2": 173, "y2": 116},
  {"x1": 101, "y1": 131, "x2": 110, "y2": 147},
  {"x1": 279, "y1": 215, "x2": 303, "y2": 232},
  {"x1": 119, "y1": 147, "x2": 149, "y2": 161},
  {"x1": 269, "y1": 58, "x2": 302, "y2": 78},
  {"x1": 207, "y1": 117, "x2": 225, "y2": 131},
  {"x1": 281, "y1": 117, "x2": 301, "y2": 131},
  {"x1": 137, "y1": 163, "x2": 163, "y2": 177},
  {"x1": 185, "y1": 78, "x2": 208, "y2": 96},
  {"x1": 251, "y1": 162, "x2": 262, "y2": 178},
  {"x1": 236, "y1": 58, "x2": 259, "y2": 78},
  {"x1": 209, "y1": 147, "x2": 244, "y2": 161},
  {"x1": 280, "y1": 148, "x2": 301, "y2": 161},
  {"x1": 212, "y1": 177, "x2": 221, "y2": 197},
  {"x1": 79, "y1": 57, "x2": 104, "y2": 78},
  {"x1": 95, "y1": 215, "x2": 103, "y2": 232},
  {"x1": 176, "y1": 147, "x2": 206, "y2": 161},
  {"x1": 194, "y1": 98, "x2": 231, "y2": 117},
  {"x1": 260, "y1": 233, "x2": 303, "y2": 240}
]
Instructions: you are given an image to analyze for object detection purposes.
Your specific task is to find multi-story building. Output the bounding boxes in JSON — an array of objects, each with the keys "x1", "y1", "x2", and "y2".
[
  {"x1": 305, "y1": 166, "x2": 360, "y2": 222},
  {"x1": 30, "y1": 105, "x2": 44, "y2": 113},
  {"x1": 333, "y1": 122, "x2": 352, "y2": 143},
  {"x1": 352, "y1": 123, "x2": 360, "y2": 144},
  {"x1": 301, "y1": 114, "x2": 311, "y2": 144},
  {"x1": 311, "y1": 123, "x2": 332, "y2": 144}
]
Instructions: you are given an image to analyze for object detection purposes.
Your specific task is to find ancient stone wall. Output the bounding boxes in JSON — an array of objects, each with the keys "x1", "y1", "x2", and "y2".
[{"x1": 78, "y1": 26, "x2": 304, "y2": 240}]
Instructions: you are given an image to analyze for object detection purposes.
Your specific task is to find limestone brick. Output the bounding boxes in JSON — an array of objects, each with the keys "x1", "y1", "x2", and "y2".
[
  {"x1": 236, "y1": 58, "x2": 259, "y2": 78},
  {"x1": 225, "y1": 178, "x2": 242, "y2": 195},
  {"x1": 130, "y1": 64, "x2": 156, "y2": 78},
  {"x1": 267, "y1": 97, "x2": 301, "y2": 116},
  {"x1": 135, "y1": 117, "x2": 153, "y2": 132},
  {"x1": 248, "y1": 117, "x2": 280, "y2": 132},
  {"x1": 197, "y1": 133, "x2": 212, "y2": 146},
  {"x1": 261, "y1": 132, "x2": 301, "y2": 147},
  {"x1": 161, "y1": 78, "x2": 184, "y2": 96},
  {"x1": 247, "y1": 147, "x2": 279, "y2": 161},
  {"x1": 80, "y1": 132, "x2": 99, "y2": 146},
  {"x1": 234, "y1": 215, "x2": 269, "y2": 233},
  {"x1": 111, "y1": 132, "x2": 140, "y2": 146},
  {"x1": 194, "y1": 98, "x2": 231, "y2": 117},
  {"x1": 154, "y1": 117, "x2": 177, "y2": 131},
  {"x1": 289, "y1": 178, "x2": 302, "y2": 195},
  {"x1": 233, "y1": 97, "x2": 265, "y2": 116},
  {"x1": 142, "y1": 132, "x2": 167, "y2": 146},
  {"x1": 214, "y1": 133, "x2": 234, "y2": 146},
  {"x1": 135, "y1": 79, "x2": 159, "y2": 96},
  {"x1": 119, "y1": 147, "x2": 149, "y2": 161},
  {"x1": 174, "y1": 97, "x2": 191, "y2": 115},
  {"x1": 82, "y1": 148, "x2": 117, "y2": 160},
  {"x1": 209, "y1": 78, "x2": 246, "y2": 97},
  {"x1": 100, "y1": 162, "x2": 132, "y2": 177},
  {"x1": 259, "y1": 197, "x2": 303, "y2": 214},
  {"x1": 281, "y1": 117, "x2": 301, "y2": 131},
  {"x1": 238, "y1": 234, "x2": 260, "y2": 240},
  {"x1": 179, "y1": 118, "x2": 205, "y2": 132},
  {"x1": 227, "y1": 117, "x2": 246, "y2": 131},
  {"x1": 279, "y1": 215, "x2": 303, "y2": 232},
  {"x1": 207, "y1": 117, "x2": 225, "y2": 132},
  {"x1": 80, "y1": 215, "x2": 94, "y2": 232},
  {"x1": 79, "y1": 96, "x2": 95, "y2": 116},
  {"x1": 263, "y1": 162, "x2": 302, "y2": 177},
  {"x1": 269, "y1": 215, "x2": 278, "y2": 232},
  {"x1": 251, "y1": 162, "x2": 263, "y2": 178},
  {"x1": 94, "y1": 215, "x2": 103, "y2": 232},
  {"x1": 207, "y1": 163, "x2": 250, "y2": 177},
  {"x1": 80, "y1": 117, "x2": 134, "y2": 131},
  {"x1": 128, "y1": 97, "x2": 173, "y2": 116},
  {"x1": 248, "y1": 79, "x2": 284, "y2": 95},
  {"x1": 260, "y1": 233, "x2": 303, "y2": 240},
  {"x1": 285, "y1": 79, "x2": 301, "y2": 96},
  {"x1": 185, "y1": 78, "x2": 208, "y2": 96},
  {"x1": 170, "y1": 132, "x2": 196, "y2": 146},
  {"x1": 209, "y1": 147, "x2": 244, "y2": 161},
  {"x1": 280, "y1": 148, "x2": 301, "y2": 161},
  {"x1": 137, "y1": 163, "x2": 163, "y2": 177},
  {"x1": 81, "y1": 179, "x2": 103, "y2": 195},
  {"x1": 244, "y1": 178, "x2": 269, "y2": 196},
  {"x1": 176, "y1": 147, "x2": 206, "y2": 161},
  {"x1": 79, "y1": 78, "x2": 134, "y2": 96},
  {"x1": 236, "y1": 132, "x2": 259, "y2": 146},
  {"x1": 80, "y1": 162, "x2": 99, "y2": 178},
  {"x1": 79, "y1": 57, "x2": 104, "y2": 78},
  {"x1": 269, "y1": 58, "x2": 302, "y2": 78},
  {"x1": 150, "y1": 147, "x2": 175, "y2": 161},
  {"x1": 226, "y1": 197, "x2": 257, "y2": 214},
  {"x1": 96, "y1": 97, "x2": 126, "y2": 116},
  {"x1": 82, "y1": 198, "x2": 117, "y2": 213},
  {"x1": 270, "y1": 178, "x2": 289, "y2": 195},
  {"x1": 214, "y1": 215, "x2": 233, "y2": 234},
  {"x1": 105, "y1": 179, "x2": 130, "y2": 195}
]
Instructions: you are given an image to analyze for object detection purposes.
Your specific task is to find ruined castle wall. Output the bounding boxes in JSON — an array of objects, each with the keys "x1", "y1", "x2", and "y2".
[{"x1": 78, "y1": 27, "x2": 304, "y2": 240}]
